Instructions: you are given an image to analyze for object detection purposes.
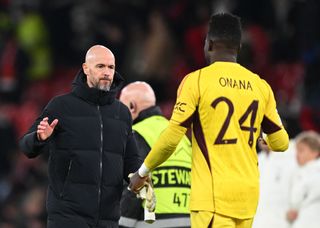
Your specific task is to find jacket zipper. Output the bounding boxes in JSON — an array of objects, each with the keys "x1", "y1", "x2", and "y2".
[
  {"x1": 60, "y1": 160, "x2": 73, "y2": 198},
  {"x1": 96, "y1": 105, "x2": 103, "y2": 224}
]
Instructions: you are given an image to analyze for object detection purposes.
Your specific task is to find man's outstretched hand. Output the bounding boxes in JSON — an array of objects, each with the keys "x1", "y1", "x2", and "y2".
[
  {"x1": 128, "y1": 172, "x2": 149, "y2": 194},
  {"x1": 37, "y1": 117, "x2": 59, "y2": 141}
]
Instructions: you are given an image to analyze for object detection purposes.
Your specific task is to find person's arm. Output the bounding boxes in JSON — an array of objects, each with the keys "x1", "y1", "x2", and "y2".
[
  {"x1": 142, "y1": 123, "x2": 187, "y2": 172},
  {"x1": 286, "y1": 171, "x2": 307, "y2": 223},
  {"x1": 19, "y1": 130, "x2": 49, "y2": 158},
  {"x1": 19, "y1": 100, "x2": 58, "y2": 158},
  {"x1": 129, "y1": 72, "x2": 199, "y2": 191},
  {"x1": 265, "y1": 130, "x2": 289, "y2": 151},
  {"x1": 123, "y1": 129, "x2": 143, "y2": 183},
  {"x1": 119, "y1": 132, "x2": 152, "y2": 227},
  {"x1": 261, "y1": 80, "x2": 289, "y2": 151},
  {"x1": 140, "y1": 72, "x2": 199, "y2": 175}
]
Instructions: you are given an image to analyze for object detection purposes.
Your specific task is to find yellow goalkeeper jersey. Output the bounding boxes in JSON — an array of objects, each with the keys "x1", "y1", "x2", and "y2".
[
  {"x1": 172, "y1": 61, "x2": 287, "y2": 218},
  {"x1": 144, "y1": 61, "x2": 289, "y2": 219}
]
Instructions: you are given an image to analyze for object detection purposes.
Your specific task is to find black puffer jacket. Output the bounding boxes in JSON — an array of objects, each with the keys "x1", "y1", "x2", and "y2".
[{"x1": 19, "y1": 70, "x2": 142, "y2": 225}]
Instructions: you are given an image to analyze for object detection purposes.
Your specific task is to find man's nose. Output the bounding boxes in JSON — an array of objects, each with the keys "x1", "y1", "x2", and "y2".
[
  {"x1": 104, "y1": 68, "x2": 113, "y2": 77},
  {"x1": 103, "y1": 71, "x2": 111, "y2": 78}
]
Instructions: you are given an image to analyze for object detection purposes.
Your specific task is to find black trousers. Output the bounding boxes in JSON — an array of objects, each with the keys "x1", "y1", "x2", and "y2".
[{"x1": 47, "y1": 216, "x2": 119, "y2": 228}]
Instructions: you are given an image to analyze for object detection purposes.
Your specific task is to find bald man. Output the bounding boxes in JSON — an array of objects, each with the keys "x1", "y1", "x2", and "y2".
[
  {"x1": 19, "y1": 45, "x2": 142, "y2": 228},
  {"x1": 119, "y1": 82, "x2": 192, "y2": 228}
]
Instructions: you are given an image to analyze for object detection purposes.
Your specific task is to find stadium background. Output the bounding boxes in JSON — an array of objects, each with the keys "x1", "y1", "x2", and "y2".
[{"x1": 0, "y1": 0, "x2": 319, "y2": 227}]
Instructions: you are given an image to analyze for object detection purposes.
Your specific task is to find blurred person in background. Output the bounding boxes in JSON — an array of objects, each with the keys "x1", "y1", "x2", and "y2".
[
  {"x1": 0, "y1": 112, "x2": 17, "y2": 187},
  {"x1": 16, "y1": 6, "x2": 52, "y2": 81},
  {"x1": 20, "y1": 185, "x2": 47, "y2": 228},
  {"x1": 129, "y1": 13, "x2": 289, "y2": 228},
  {"x1": 286, "y1": 131, "x2": 320, "y2": 228},
  {"x1": 119, "y1": 82, "x2": 192, "y2": 228},
  {"x1": 0, "y1": 10, "x2": 29, "y2": 103},
  {"x1": 253, "y1": 139, "x2": 297, "y2": 228},
  {"x1": 19, "y1": 45, "x2": 142, "y2": 228}
]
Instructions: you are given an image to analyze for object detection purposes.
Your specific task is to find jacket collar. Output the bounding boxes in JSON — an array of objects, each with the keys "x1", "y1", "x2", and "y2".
[
  {"x1": 72, "y1": 69, "x2": 124, "y2": 105},
  {"x1": 133, "y1": 106, "x2": 163, "y2": 124}
]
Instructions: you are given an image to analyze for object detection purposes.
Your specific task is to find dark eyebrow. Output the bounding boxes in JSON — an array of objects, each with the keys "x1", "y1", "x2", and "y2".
[{"x1": 95, "y1": 63, "x2": 115, "y2": 69}]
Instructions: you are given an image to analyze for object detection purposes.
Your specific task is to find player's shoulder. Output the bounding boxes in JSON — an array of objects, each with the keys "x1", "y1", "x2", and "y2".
[
  {"x1": 238, "y1": 65, "x2": 272, "y2": 90},
  {"x1": 178, "y1": 69, "x2": 202, "y2": 90},
  {"x1": 183, "y1": 68, "x2": 202, "y2": 81},
  {"x1": 252, "y1": 73, "x2": 272, "y2": 93},
  {"x1": 182, "y1": 64, "x2": 216, "y2": 83},
  {"x1": 237, "y1": 64, "x2": 261, "y2": 78},
  {"x1": 47, "y1": 92, "x2": 72, "y2": 105},
  {"x1": 41, "y1": 92, "x2": 73, "y2": 112},
  {"x1": 53, "y1": 93, "x2": 72, "y2": 100}
]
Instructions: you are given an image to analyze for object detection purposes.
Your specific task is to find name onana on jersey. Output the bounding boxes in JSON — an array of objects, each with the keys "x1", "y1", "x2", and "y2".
[{"x1": 219, "y1": 77, "x2": 253, "y2": 91}]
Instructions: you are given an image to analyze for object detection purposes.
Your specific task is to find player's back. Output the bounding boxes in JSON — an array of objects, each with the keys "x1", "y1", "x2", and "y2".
[{"x1": 190, "y1": 61, "x2": 275, "y2": 218}]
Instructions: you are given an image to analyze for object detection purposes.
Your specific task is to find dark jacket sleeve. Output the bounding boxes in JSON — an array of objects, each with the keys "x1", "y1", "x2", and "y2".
[
  {"x1": 123, "y1": 130, "x2": 143, "y2": 182},
  {"x1": 19, "y1": 99, "x2": 56, "y2": 158},
  {"x1": 120, "y1": 131, "x2": 150, "y2": 224}
]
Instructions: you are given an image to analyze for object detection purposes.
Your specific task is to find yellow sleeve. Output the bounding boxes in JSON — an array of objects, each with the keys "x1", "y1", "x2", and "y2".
[
  {"x1": 170, "y1": 71, "x2": 200, "y2": 127},
  {"x1": 144, "y1": 72, "x2": 200, "y2": 170},
  {"x1": 261, "y1": 80, "x2": 284, "y2": 129},
  {"x1": 144, "y1": 123, "x2": 187, "y2": 170},
  {"x1": 261, "y1": 80, "x2": 289, "y2": 151},
  {"x1": 265, "y1": 129, "x2": 289, "y2": 152}
]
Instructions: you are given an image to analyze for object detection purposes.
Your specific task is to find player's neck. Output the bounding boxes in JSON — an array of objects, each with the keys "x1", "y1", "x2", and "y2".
[
  {"x1": 207, "y1": 46, "x2": 238, "y2": 64},
  {"x1": 209, "y1": 53, "x2": 237, "y2": 64},
  {"x1": 210, "y1": 51, "x2": 237, "y2": 64}
]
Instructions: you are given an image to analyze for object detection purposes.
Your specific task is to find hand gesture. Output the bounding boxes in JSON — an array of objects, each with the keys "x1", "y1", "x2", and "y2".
[{"x1": 37, "y1": 117, "x2": 59, "y2": 141}]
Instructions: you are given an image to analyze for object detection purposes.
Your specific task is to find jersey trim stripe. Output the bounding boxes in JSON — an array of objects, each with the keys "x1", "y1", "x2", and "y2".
[
  {"x1": 197, "y1": 69, "x2": 201, "y2": 103},
  {"x1": 261, "y1": 115, "x2": 282, "y2": 134},
  {"x1": 177, "y1": 75, "x2": 189, "y2": 98},
  {"x1": 193, "y1": 109, "x2": 211, "y2": 170},
  {"x1": 180, "y1": 110, "x2": 195, "y2": 128}
]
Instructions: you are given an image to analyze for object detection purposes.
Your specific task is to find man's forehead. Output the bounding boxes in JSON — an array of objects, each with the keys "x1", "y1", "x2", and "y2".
[
  {"x1": 85, "y1": 45, "x2": 115, "y2": 63},
  {"x1": 86, "y1": 54, "x2": 115, "y2": 65}
]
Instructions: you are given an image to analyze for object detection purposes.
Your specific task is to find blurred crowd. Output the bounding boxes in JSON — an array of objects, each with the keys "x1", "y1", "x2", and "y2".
[{"x1": 0, "y1": 0, "x2": 319, "y2": 227}]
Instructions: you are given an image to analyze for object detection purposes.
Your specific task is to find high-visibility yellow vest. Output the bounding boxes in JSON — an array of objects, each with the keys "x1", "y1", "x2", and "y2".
[{"x1": 133, "y1": 115, "x2": 192, "y2": 214}]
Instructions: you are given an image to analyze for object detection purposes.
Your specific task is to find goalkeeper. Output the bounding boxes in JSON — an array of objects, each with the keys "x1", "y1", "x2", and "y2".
[
  {"x1": 129, "y1": 13, "x2": 289, "y2": 228},
  {"x1": 119, "y1": 82, "x2": 192, "y2": 228}
]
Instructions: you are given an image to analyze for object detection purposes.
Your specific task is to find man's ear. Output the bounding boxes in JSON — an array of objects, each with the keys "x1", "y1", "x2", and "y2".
[
  {"x1": 129, "y1": 101, "x2": 136, "y2": 112},
  {"x1": 82, "y1": 63, "x2": 88, "y2": 74}
]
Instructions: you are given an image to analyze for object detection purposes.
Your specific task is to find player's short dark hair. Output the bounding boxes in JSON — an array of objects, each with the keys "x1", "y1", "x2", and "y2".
[{"x1": 208, "y1": 13, "x2": 242, "y2": 49}]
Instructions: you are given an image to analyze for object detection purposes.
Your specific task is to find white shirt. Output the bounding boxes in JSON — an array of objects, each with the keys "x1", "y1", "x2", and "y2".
[
  {"x1": 253, "y1": 140, "x2": 297, "y2": 228},
  {"x1": 288, "y1": 158, "x2": 320, "y2": 228}
]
